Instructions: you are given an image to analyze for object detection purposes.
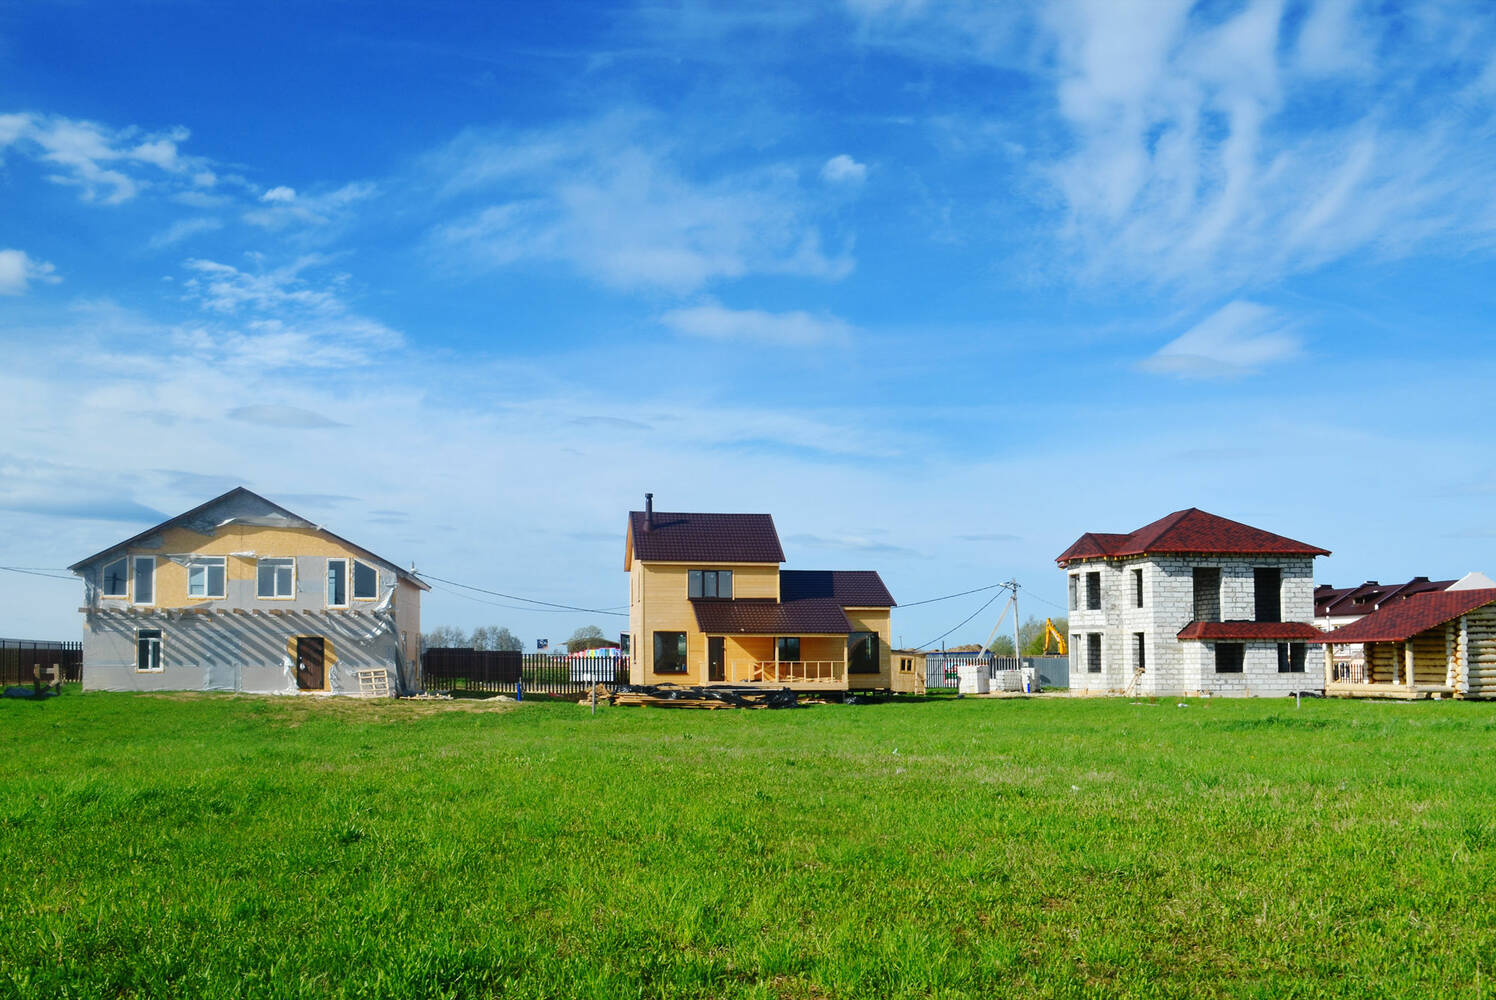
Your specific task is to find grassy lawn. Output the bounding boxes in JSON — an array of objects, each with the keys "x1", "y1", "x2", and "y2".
[{"x1": 3, "y1": 693, "x2": 1495, "y2": 998}]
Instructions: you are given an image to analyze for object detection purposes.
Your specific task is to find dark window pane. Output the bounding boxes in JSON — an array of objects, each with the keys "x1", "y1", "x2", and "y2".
[
  {"x1": 133, "y1": 558, "x2": 154, "y2": 604},
  {"x1": 353, "y1": 561, "x2": 377, "y2": 599},
  {"x1": 1254, "y1": 568, "x2": 1282, "y2": 622},
  {"x1": 703, "y1": 571, "x2": 717, "y2": 598},
  {"x1": 688, "y1": 570, "x2": 702, "y2": 598},
  {"x1": 654, "y1": 631, "x2": 686, "y2": 673},
  {"x1": 1215, "y1": 643, "x2": 1244, "y2": 673},
  {"x1": 777, "y1": 637, "x2": 800, "y2": 662},
  {"x1": 1086, "y1": 572, "x2": 1101, "y2": 610},
  {"x1": 102, "y1": 558, "x2": 128, "y2": 597},
  {"x1": 719, "y1": 570, "x2": 732, "y2": 599},
  {"x1": 1087, "y1": 633, "x2": 1102, "y2": 673},
  {"x1": 1134, "y1": 569, "x2": 1144, "y2": 608},
  {"x1": 849, "y1": 632, "x2": 879, "y2": 673}
]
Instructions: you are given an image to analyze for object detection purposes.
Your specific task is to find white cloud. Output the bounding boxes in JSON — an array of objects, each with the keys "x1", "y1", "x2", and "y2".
[
  {"x1": 1140, "y1": 300, "x2": 1300, "y2": 378},
  {"x1": 427, "y1": 114, "x2": 854, "y2": 293},
  {"x1": 0, "y1": 249, "x2": 60, "y2": 295},
  {"x1": 243, "y1": 181, "x2": 375, "y2": 229},
  {"x1": 821, "y1": 154, "x2": 867, "y2": 184},
  {"x1": 660, "y1": 301, "x2": 854, "y2": 347},
  {"x1": 0, "y1": 112, "x2": 213, "y2": 204}
]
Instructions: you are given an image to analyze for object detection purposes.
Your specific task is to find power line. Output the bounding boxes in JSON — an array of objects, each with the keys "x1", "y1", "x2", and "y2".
[
  {"x1": 915, "y1": 584, "x2": 1011, "y2": 651},
  {"x1": 421, "y1": 573, "x2": 628, "y2": 617},
  {"x1": 428, "y1": 581, "x2": 624, "y2": 616},
  {"x1": 0, "y1": 565, "x2": 76, "y2": 581},
  {"x1": 898, "y1": 581, "x2": 1012, "y2": 608}
]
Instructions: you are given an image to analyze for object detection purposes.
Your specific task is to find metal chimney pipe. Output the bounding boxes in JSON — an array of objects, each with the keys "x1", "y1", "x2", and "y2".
[{"x1": 644, "y1": 492, "x2": 654, "y2": 531}]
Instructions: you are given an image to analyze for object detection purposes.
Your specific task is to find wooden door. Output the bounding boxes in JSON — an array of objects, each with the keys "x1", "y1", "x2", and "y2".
[
  {"x1": 296, "y1": 636, "x2": 325, "y2": 690},
  {"x1": 708, "y1": 636, "x2": 725, "y2": 682}
]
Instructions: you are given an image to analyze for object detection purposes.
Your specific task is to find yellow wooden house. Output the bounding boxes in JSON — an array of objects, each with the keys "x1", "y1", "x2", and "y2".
[
  {"x1": 69, "y1": 488, "x2": 427, "y2": 695},
  {"x1": 625, "y1": 495, "x2": 895, "y2": 690}
]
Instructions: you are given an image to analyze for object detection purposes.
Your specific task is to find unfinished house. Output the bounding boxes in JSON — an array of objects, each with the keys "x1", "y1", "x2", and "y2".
[
  {"x1": 1320, "y1": 588, "x2": 1496, "y2": 699},
  {"x1": 1057, "y1": 508, "x2": 1328, "y2": 697},
  {"x1": 69, "y1": 488, "x2": 427, "y2": 695},
  {"x1": 625, "y1": 495, "x2": 895, "y2": 691}
]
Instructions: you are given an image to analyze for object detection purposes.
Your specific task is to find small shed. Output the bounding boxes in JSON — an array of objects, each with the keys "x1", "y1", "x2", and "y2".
[
  {"x1": 1319, "y1": 588, "x2": 1496, "y2": 699},
  {"x1": 890, "y1": 649, "x2": 926, "y2": 695}
]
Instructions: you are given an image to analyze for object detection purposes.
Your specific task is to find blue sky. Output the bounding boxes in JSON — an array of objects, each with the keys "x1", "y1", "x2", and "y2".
[{"x1": 3, "y1": 0, "x2": 1495, "y2": 647}]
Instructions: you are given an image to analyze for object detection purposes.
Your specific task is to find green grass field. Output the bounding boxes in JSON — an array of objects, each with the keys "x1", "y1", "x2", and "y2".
[{"x1": 3, "y1": 692, "x2": 1495, "y2": 999}]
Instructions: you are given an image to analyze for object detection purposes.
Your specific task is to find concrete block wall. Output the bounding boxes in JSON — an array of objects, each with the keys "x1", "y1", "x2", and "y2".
[{"x1": 1065, "y1": 553, "x2": 1320, "y2": 697}]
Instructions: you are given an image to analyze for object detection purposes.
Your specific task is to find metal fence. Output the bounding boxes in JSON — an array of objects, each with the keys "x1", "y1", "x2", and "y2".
[
  {"x1": 924, "y1": 652, "x2": 1070, "y2": 692},
  {"x1": 421, "y1": 648, "x2": 631, "y2": 697},
  {"x1": 1, "y1": 639, "x2": 83, "y2": 686}
]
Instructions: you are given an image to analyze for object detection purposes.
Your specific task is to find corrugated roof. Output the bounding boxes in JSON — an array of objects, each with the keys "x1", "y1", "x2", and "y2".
[
  {"x1": 628, "y1": 511, "x2": 785, "y2": 564},
  {"x1": 1320, "y1": 589, "x2": 1496, "y2": 644},
  {"x1": 1176, "y1": 621, "x2": 1325, "y2": 641},
  {"x1": 779, "y1": 570, "x2": 895, "y2": 607},
  {"x1": 692, "y1": 598, "x2": 851, "y2": 635},
  {"x1": 1056, "y1": 508, "x2": 1329, "y2": 565}
]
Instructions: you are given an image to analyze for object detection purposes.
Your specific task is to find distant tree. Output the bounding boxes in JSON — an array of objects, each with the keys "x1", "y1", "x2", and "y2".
[
  {"x1": 421, "y1": 625, "x2": 467, "y2": 650},
  {"x1": 470, "y1": 625, "x2": 523, "y2": 652},
  {"x1": 566, "y1": 624, "x2": 617, "y2": 653},
  {"x1": 984, "y1": 617, "x2": 1070, "y2": 656},
  {"x1": 986, "y1": 636, "x2": 1016, "y2": 656}
]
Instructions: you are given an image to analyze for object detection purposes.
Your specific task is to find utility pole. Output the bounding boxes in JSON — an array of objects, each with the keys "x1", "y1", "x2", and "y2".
[{"x1": 1011, "y1": 578, "x2": 1021, "y2": 664}]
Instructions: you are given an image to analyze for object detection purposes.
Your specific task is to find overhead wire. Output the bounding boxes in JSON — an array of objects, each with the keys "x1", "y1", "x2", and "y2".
[
  {"x1": 420, "y1": 572, "x2": 628, "y2": 617},
  {"x1": 1, "y1": 565, "x2": 76, "y2": 581},
  {"x1": 914, "y1": 583, "x2": 1012, "y2": 651}
]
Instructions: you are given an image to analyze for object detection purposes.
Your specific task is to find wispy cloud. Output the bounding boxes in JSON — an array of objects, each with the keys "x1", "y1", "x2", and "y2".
[
  {"x1": 1141, "y1": 300, "x2": 1300, "y2": 378},
  {"x1": 147, "y1": 217, "x2": 223, "y2": 249},
  {"x1": 0, "y1": 111, "x2": 217, "y2": 204},
  {"x1": 0, "y1": 249, "x2": 59, "y2": 295},
  {"x1": 243, "y1": 182, "x2": 377, "y2": 230},
  {"x1": 426, "y1": 113, "x2": 855, "y2": 293},
  {"x1": 660, "y1": 300, "x2": 853, "y2": 347},
  {"x1": 227, "y1": 404, "x2": 347, "y2": 429}
]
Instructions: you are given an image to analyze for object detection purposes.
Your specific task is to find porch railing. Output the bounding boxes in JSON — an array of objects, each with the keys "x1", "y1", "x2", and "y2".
[{"x1": 728, "y1": 660, "x2": 844, "y2": 684}]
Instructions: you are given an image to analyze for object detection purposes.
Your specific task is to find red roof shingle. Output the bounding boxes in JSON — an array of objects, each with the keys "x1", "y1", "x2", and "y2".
[
  {"x1": 1176, "y1": 621, "x2": 1325, "y2": 641},
  {"x1": 692, "y1": 598, "x2": 851, "y2": 635},
  {"x1": 779, "y1": 570, "x2": 895, "y2": 607},
  {"x1": 628, "y1": 511, "x2": 785, "y2": 564},
  {"x1": 1320, "y1": 589, "x2": 1496, "y2": 644},
  {"x1": 1057, "y1": 508, "x2": 1329, "y2": 566},
  {"x1": 1314, "y1": 577, "x2": 1455, "y2": 618}
]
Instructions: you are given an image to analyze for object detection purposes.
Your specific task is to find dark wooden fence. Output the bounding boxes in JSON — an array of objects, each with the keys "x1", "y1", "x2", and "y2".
[
  {"x1": 421, "y1": 649, "x2": 630, "y2": 696},
  {"x1": 1, "y1": 639, "x2": 83, "y2": 686}
]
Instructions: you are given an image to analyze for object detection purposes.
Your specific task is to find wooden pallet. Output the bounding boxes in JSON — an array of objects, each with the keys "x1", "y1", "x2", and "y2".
[{"x1": 355, "y1": 668, "x2": 392, "y2": 698}]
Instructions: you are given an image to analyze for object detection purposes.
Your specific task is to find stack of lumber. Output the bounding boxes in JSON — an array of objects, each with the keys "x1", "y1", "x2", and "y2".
[{"x1": 608, "y1": 684, "x2": 798, "y2": 710}]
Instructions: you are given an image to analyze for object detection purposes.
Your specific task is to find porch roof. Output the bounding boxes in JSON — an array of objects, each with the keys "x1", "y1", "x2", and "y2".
[
  {"x1": 692, "y1": 598, "x2": 851, "y2": 635},
  {"x1": 1320, "y1": 588, "x2": 1496, "y2": 644},
  {"x1": 1176, "y1": 621, "x2": 1325, "y2": 641}
]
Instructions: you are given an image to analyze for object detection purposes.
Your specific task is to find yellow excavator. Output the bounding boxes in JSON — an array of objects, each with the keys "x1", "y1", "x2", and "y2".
[{"x1": 1040, "y1": 618, "x2": 1067, "y2": 655}]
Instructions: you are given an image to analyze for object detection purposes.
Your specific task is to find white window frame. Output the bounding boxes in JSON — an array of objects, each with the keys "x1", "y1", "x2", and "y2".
[
  {"x1": 101, "y1": 556, "x2": 129, "y2": 598},
  {"x1": 187, "y1": 556, "x2": 227, "y2": 599},
  {"x1": 257, "y1": 558, "x2": 296, "y2": 600},
  {"x1": 136, "y1": 627, "x2": 163, "y2": 672},
  {"x1": 131, "y1": 556, "x2": 156, "y2": 606},
  {"x1": 326, "y1": 558, "x2": 349, "y2": 608},
  {"x1": 352, "y1": 559, "x2": 379, "y2": 601}
]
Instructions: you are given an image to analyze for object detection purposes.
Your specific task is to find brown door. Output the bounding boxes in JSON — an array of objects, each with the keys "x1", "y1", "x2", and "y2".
[
  {"x1": 708, "y1": 636, "x2": 725, "y2": 682},
  {"x1": 296, "y1": 637, "x2": 325, "y2": 690}
]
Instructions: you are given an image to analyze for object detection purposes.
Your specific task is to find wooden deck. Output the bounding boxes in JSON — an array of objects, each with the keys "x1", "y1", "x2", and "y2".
[{"x1": 1326, "y1": 681, "x2": 1455, "y2": 700}]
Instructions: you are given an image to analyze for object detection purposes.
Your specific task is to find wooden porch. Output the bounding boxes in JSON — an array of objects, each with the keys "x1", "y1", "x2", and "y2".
[
  {"x1": 1325, "y1": 680, "x2": 1455, "y2": 700},
  {"x1": 707, "y1": 634, "x2": 848, "y2": 690}
]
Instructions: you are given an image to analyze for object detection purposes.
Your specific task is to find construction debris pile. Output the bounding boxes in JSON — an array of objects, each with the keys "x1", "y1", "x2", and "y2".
[{"x1": 604, "y1": 684, "x2": 799, "y2": 709}]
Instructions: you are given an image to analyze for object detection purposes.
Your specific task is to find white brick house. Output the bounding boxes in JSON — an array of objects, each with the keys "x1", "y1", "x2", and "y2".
[{"x1": 1057, "y1": 509, "x2": 1329, "y2": 697}]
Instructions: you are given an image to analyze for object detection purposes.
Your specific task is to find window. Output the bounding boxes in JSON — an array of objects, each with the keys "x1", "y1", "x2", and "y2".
[
  {"x1": 257, "y1": 558, "x2": 295, "y2": 599},
  {"x1": 136, "y1": 628, "x2": 163, "y2": 672},
  {"x1": 1278, "y1": 642, "x2": 1306, "y2": 673},
  {"x1": 848, "y1": 632, "x2": 879, "y2": 674},
  {"x1": 1134, "y1": 632, "x2": 1146, "y2": 673},
  {"x1": 187, "y1": 557, "x2": 226, "y2": 599},
  {"x1": 1087, "y1": 633, "x2": 1102, "y2": 674},
  {"x1": 1215, "y1": 643, "x2": 1244, "y2": 673},
  {"x1": 101, "y1": 557, "x2": 129, "y2": 598},
  {"x1": 1085, "y1": 572, "x2": 1101, "y2": 611},
  {"x1": 1193, "y1": 567, "x2": 1221, "y2": 622},
  {"x1": 687, "y1": 569, "x2": 733, "y2": 599},
  {"x1": 1133, "y1": 569, "x2": 1144, "y2": 608},
  {"x1": 899, "y1": 657, "x2": 914, "y2": 674},
  {"x1": 776, "y1": 637, "x2": 801, "y2": 662},
  {"x1": 1068, "y1": 575, "x2": 1078, "y2": 610},
  {"x1": 132, "y1": 556, "x2": 155, "y2": 605},
  {"x1": 352, "y1": 560, "x2": 378, "y2": 600},
  {"x1": 327, "y1": 559, "x2": 348, "y2": 607},
  {"x1": 1254, "y1": 568, "x2": 1282, "y2": 623},
  {"x1": 653, "y1": 631, "x2": 686, "y2": 673}
]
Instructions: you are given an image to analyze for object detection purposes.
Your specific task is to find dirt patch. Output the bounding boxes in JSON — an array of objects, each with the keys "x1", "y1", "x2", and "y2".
[{"x1": 137, "y1": 690, "x2": 518, "y2": 723}]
